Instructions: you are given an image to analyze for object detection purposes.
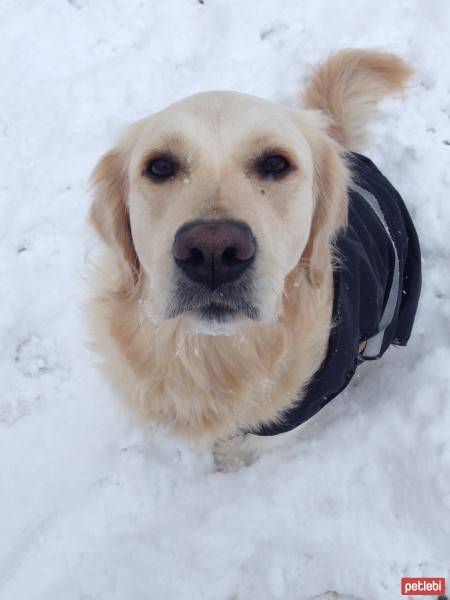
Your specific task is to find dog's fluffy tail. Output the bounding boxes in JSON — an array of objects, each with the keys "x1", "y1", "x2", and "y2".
[{"x1": 304, "y1": 49, "x2": 413, "y2": 150}]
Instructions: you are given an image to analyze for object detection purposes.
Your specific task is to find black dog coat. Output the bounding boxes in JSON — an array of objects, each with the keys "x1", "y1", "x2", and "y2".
[{"x1": 254, "y1": 153, "x2": 422, "y2": 437}]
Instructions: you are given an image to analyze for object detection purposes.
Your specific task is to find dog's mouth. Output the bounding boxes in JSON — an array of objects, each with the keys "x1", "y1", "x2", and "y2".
[
  {"x1": 197, "y1": 302, "x2": 240, "y2": 323},
  {"x1": 172, "y1": 297, "x2": 259, "y2": 323},
  {"x1": 167, "y1": 275, "x2": 259, "y2": 324}
]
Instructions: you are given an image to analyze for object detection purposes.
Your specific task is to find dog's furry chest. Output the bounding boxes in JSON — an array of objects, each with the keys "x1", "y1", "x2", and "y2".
[{"x1": 89, "y1": 260, "x2": 334, "y2": 442}]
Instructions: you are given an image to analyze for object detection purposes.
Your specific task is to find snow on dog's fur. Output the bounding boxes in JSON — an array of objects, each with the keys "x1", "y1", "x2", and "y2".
[{"x1": 87, "y1": 50, "x2": 412, "y2": 447}]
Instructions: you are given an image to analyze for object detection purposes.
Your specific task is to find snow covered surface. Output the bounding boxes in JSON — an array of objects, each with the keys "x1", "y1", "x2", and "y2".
[{"x1": 1, "y1": 1, "x2": 450, "y2": 599}]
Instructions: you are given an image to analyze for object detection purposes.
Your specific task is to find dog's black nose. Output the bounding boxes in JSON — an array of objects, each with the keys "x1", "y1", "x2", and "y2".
[{"x1": 173, "y1": 220, "x2": 256, "y2": 289}]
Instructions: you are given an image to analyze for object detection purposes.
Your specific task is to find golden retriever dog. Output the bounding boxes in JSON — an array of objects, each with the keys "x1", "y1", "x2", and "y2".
[{"x1": 87, "y1": 50, "x2": 415, "y2": 466}]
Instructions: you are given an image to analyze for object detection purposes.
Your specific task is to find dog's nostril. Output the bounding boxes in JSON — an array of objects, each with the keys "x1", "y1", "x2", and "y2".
[
  {"x1": 189, "y1": 247, "x2": 204, "y2": 266},
  {"x1": 221, "y1": 246, "x2": 238, "y2": 266}
]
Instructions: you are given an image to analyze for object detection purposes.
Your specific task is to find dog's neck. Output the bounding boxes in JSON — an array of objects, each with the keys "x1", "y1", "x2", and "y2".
[{"x1": 100, "y1": 263, "x2": 333, "y2": 443}]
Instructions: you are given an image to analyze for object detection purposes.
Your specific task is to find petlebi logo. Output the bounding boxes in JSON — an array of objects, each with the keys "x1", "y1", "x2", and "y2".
[{"x1": 400, "y1": 577, "x2": 446, "y2": 596}]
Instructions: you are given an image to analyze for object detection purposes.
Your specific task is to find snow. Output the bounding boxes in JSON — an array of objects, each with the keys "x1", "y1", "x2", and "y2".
[{"x1": 1, "y1": 1, "x2": 449, "y2": 599}]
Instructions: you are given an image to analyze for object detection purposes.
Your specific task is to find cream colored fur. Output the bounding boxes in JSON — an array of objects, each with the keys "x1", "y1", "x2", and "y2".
[
  {"x1": 87, "y1": 49, "x2": 412, "y2": 458},
  {"x1": 304, "y1": 49, "x2": 413, "y2": 150}
]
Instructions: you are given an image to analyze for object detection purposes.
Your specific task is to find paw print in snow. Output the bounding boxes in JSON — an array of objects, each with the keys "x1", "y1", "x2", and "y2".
[{"x1": 15, "y1": 336, "x2": 59, "y2": 378}]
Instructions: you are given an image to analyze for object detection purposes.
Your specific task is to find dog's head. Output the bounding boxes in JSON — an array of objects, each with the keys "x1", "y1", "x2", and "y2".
[{"x1": 90, "y1": 92, "x2": 348, "y2": 333}]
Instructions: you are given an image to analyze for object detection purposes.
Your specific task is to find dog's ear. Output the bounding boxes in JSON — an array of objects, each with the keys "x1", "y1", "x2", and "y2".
[
  {"x1": 294, "y1": 111, "x2": 349, "y2": 287},
  {"x1": 89, "y1": 149, "x2": 140, "y2": 283}
]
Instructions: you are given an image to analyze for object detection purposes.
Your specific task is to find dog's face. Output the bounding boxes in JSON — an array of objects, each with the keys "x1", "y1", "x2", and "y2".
[{"x1": 91, "y1": 92, "x2": 348, "y2": 333}]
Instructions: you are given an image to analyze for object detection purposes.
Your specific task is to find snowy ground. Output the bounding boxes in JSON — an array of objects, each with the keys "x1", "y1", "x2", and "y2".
[{"x1": 1, "y1": 1, "x2": 450, "y2": 599}]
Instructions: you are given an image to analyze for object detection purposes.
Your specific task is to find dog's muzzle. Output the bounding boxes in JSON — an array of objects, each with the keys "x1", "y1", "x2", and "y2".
[{"x1": 169, "y1": 219, "x2": 259, "y2": 322}]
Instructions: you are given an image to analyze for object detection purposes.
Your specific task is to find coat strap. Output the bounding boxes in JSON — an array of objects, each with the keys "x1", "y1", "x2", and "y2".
[{"x1": 349, "y1": 183, "x2": 400, "y2": 358}]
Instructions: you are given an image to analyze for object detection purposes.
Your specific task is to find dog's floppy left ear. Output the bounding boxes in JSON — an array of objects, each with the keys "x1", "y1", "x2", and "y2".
[
  {"x1": 89, "y1": 149, "x2": 140, "y2": 283},
  {"x1": 294, "y1": 111, "x2": 350, "y2": 287}
]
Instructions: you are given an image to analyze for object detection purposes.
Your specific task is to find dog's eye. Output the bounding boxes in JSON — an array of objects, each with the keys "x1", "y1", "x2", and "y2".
[
  {"x1": 145, "y1": 157, "x2": 178, "y2": 181},
  {"x1": 259, "y1": 154, "x2": 291, "y2": 177}
]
